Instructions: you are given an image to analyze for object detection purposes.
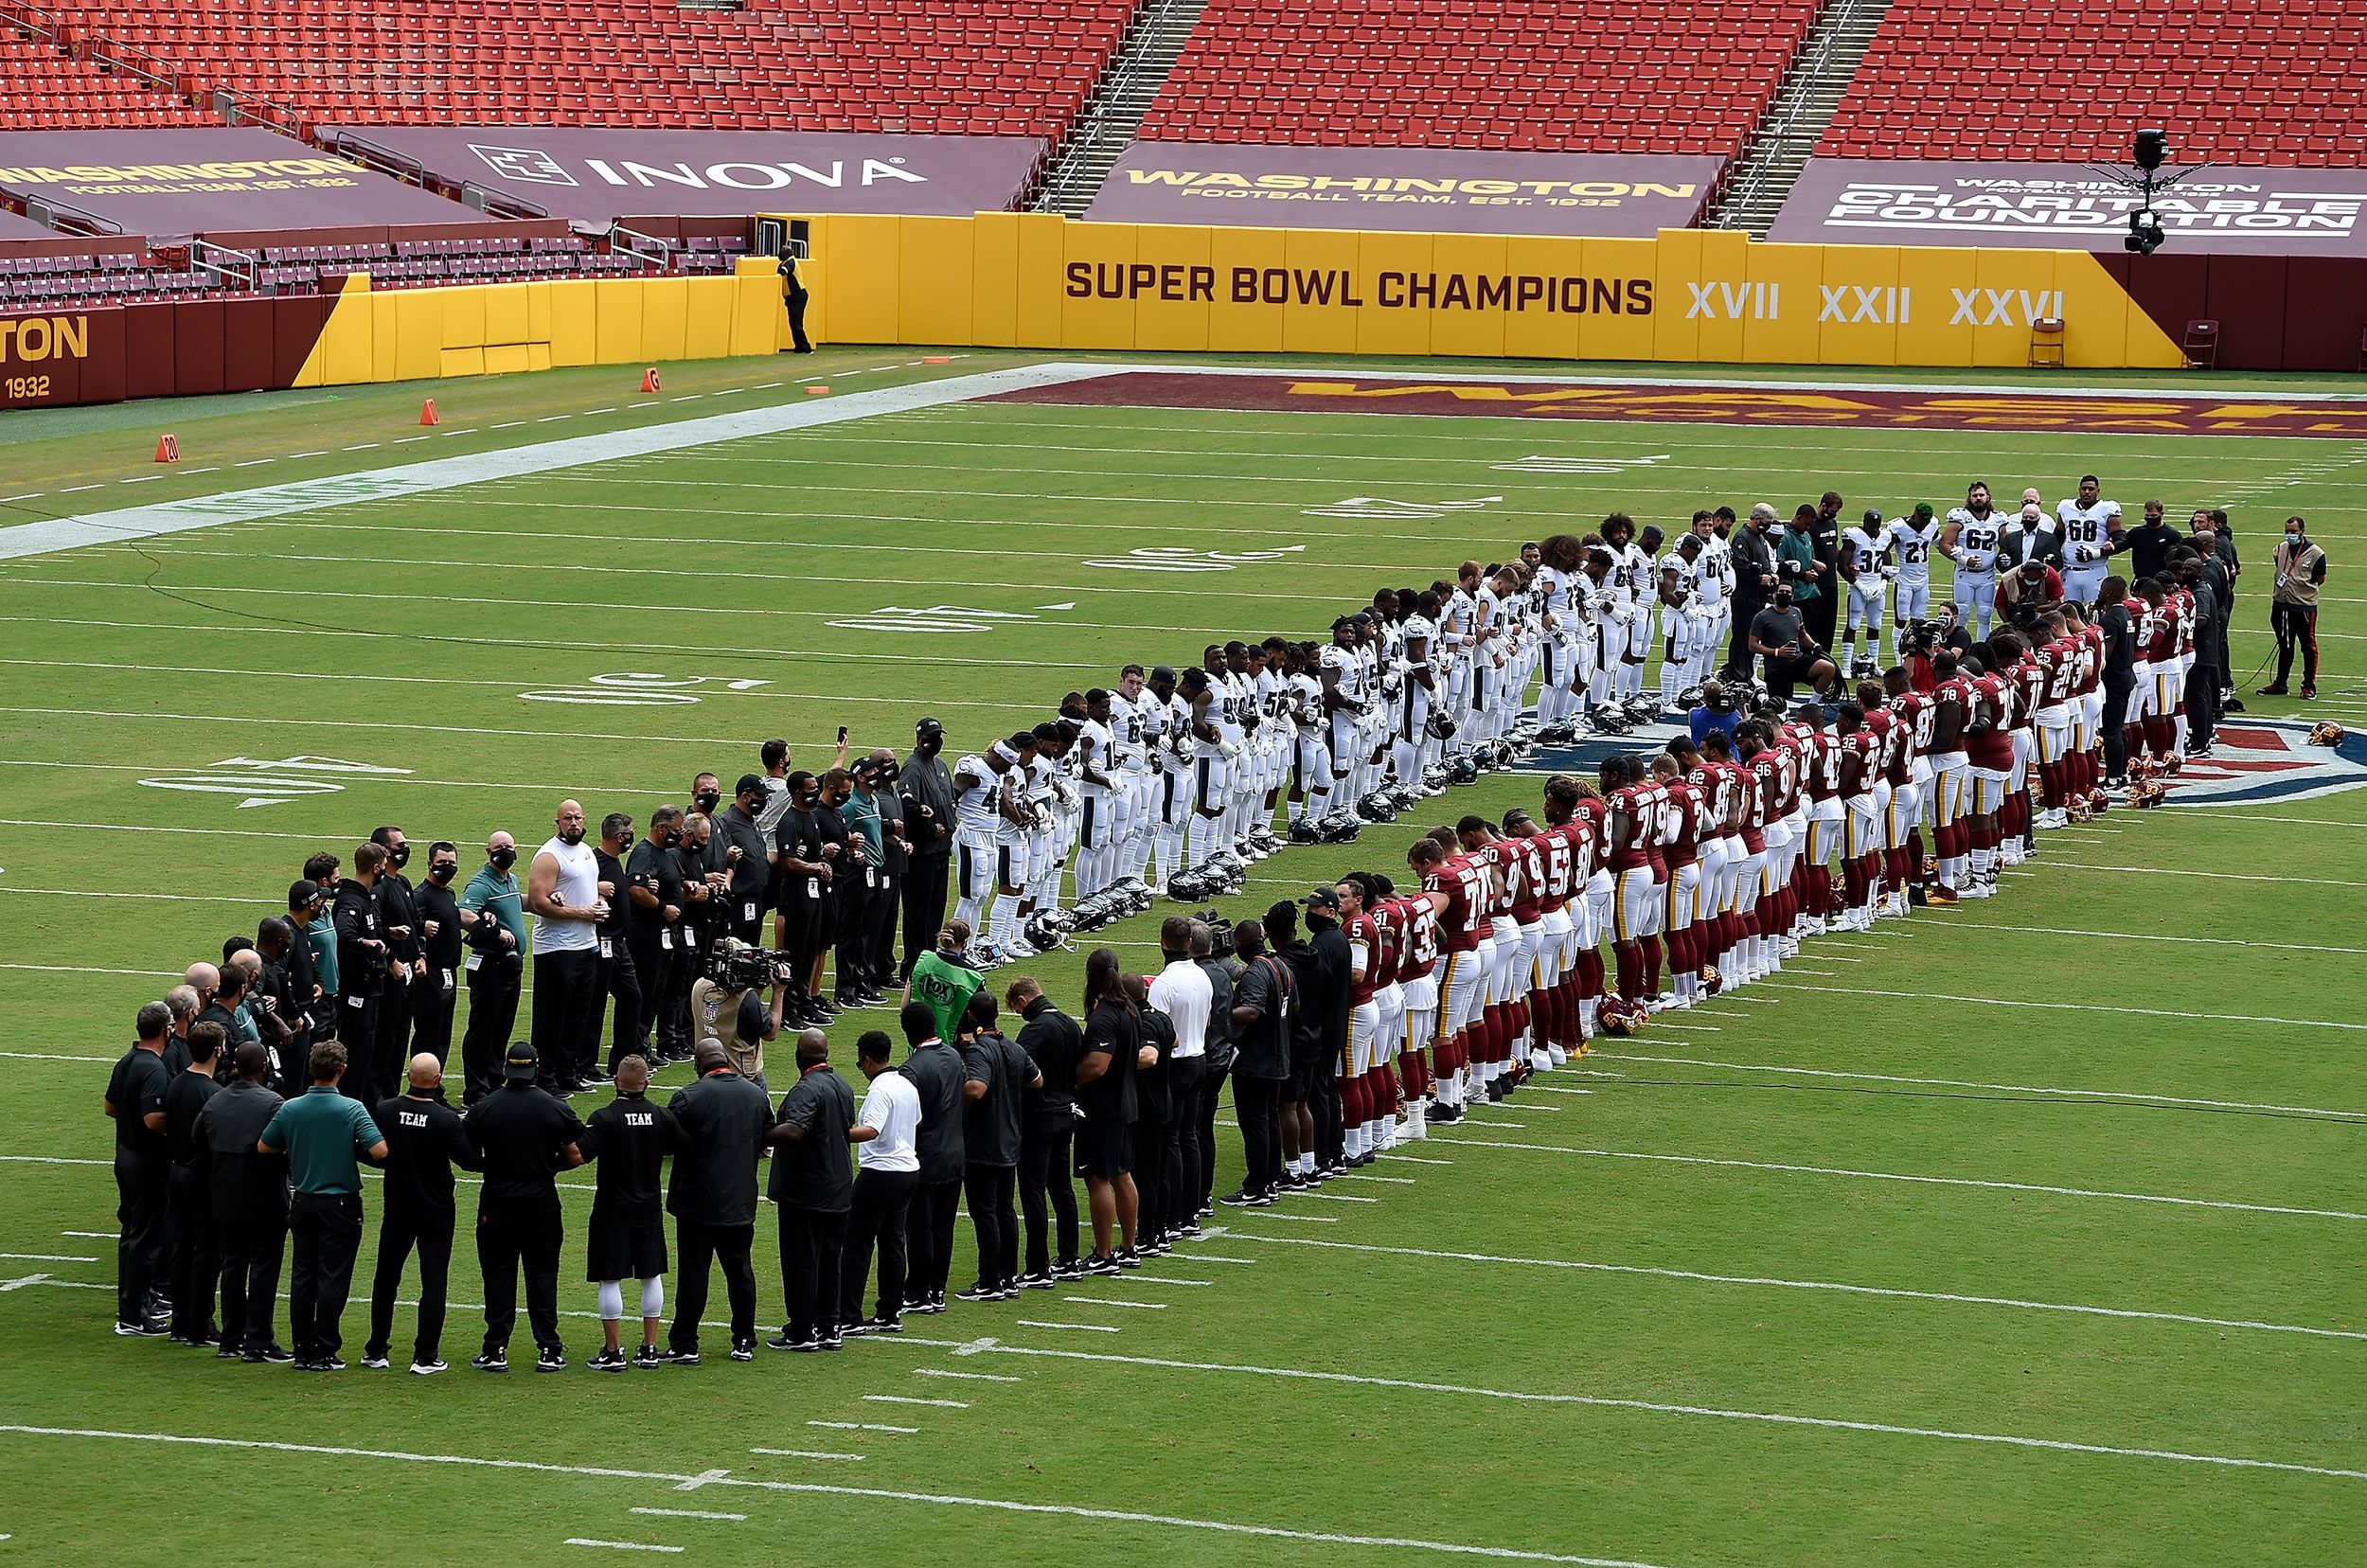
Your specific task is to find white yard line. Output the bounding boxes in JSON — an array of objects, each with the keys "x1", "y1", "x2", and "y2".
[
  {"x1": 808, "y1": 1420, "x2": 917, "y2": 1434},
  {"x1": 0, "y1": 1425, "x2": 1676, "y2": 1567},
  {"x1": 1579, "y1": 1053, "x2": 2366, "y2": 1121},
  {"x1": 749, "y1": 1447, "x2": 865, "y2": 1462},
  {"x1": 1225, "y1": 1234, "x2": 2365, "y2": 1341},
  {"x1": 861, "y1": 1395, "x2": 970, "y2": 1409},
  {"x1": 630, "y1": 1507, "x2": 744, "y2": 1522},
  {"x1": 1753, "y1": 982, "x2": 2367, "y2": 1033},
  {"x1": 912, "y1": 1366, "x2": 1026, "y2": 1379},
  {"x1": 1059, "y1": 1296, "x2": 1168, "y2": 1310},
  {"x1": 565, "y1": 1541, "x2": 682, "y2": 1554},
  {"x1": 1016, "y1": 1319, "x2": 1121, "y2": 1333},
  {"x1": 1423, "y1": 1136, "x2": 2367, "y2": 1221},
  {"x1": 0, "y1": 1253, "x2": 96, "y2": 1263},
  {"x1": 0, "y1": 363, "x2": 1123, "y2": 562}
]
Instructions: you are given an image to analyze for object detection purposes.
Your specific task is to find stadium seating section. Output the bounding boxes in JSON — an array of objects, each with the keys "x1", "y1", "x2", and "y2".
[
  {"x1": 0, "y1": 33, "x2": 212, "y2": 128},
  {"x1": 1822, "y1": 0, "x2": 2367, "y2": 164},
  {"x1": 1139, "y1": 0, "x2": 1822, "y2": 156},
  {"x1": 15, "y1": 0, "x2": 1136, "y2": 137},
  {"x1": 1, "y1": 234, "x2": 737, "y2": 310}
]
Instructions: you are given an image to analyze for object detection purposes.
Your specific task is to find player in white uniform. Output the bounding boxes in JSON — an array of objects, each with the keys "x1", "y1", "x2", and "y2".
[
  {"x1": 1073, "y1": 694, "x2": 1121, "y2": 900},
  {"x1": 1656, "y1": 535, "x2": 1713, "y2": 710},
  {"x1": 1396, "y1": 597, "x2": 1441, "y2": 791},
  {"x1": 1944, "y1": 482, "x2": 2006, "y2": 638},
  {"x1": 949, "y1": 739, "x2": 1020, "y2": 945},
  {"x1": 1837, "y1": 508, "x2": 1892, "y2": 678},
  {"x1": 1284, "y1": 643, "x2": 1332, "y2": 838},
  {"x1": 2054, "y1": 475, "x2": 2119, "y2": 607},
  {"x1": 1147, "y1": 667, "x2": 1194, "y2": 892},
  {"x1": 1883, "y1": 504, "x2": 1942, "y2": 662},
  {"x1": 1108, "y1": 666, "x2": 1156, "y2": 891},
  {"x1": 1699, "y1": 509, "x2": 1736, "y2": 663},
  {"x1": 1607, "y1": 516, "x2": 1655, "y2": 704}
]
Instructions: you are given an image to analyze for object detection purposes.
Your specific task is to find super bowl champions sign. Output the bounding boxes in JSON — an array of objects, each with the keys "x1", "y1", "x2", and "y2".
[{"x1": 1770, "y1": 160, "x2": 2367, "y2": 254}]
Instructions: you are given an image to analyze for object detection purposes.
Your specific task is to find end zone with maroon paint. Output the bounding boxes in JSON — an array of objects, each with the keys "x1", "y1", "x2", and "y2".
[{"x1": 985, "y1": 366, "x2": 2367, "y2": 438}]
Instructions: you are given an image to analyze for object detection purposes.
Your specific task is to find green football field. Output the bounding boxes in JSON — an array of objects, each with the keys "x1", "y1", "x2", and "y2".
[{"x1": 1, "y1": 347, "x2": 2363, "y2": 1566}]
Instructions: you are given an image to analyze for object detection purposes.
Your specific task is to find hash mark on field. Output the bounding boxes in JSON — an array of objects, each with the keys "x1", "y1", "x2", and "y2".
[
  {"x1": 62, "y1": 1231, "x2": 116, "y2": 1238},
  {"x1": 233, "y1": 459, "x2": 274, "y2": 468},
  {"x1": 0, "y1": 492, "x2": 42, "y2": 503},
  {"x1": 1300, "y1": 1190, "x2": 1380, "y2": 1203},
  {"x1": 808, "y1": 1420, "x2": 917, "y2": 1434},
  {"x1": 632, "y1": 1507, "x2": 745, "y2": 1522},
  {"x1": 1337, "y1": 1172, "x2": 1417, "y2": 1185},
  {"x1": 1, "y1": 1253, "x2": 96, "y2": 1262},
  {"x1": 1166, "y1": 1257, "x2": 1255, "y2": 1267},
  {"x1": 1060, "y1": 1296, "x2": 1168, "y2": 1310},
  {"x1": 1379, "y1": 1154, "x2": 1453, "y2": 1166},
  {"x1": 1117, "y1": 1274, "x2": 1212, "y2": 1285},
  {"x1": 489, "y1": 421, "x2": 529, "y2": 430},
  {"x1": 537, "y1": 415, "x2": 574, "y2": 422},
  {"x1": 750, "y1": 1446, "x2": 865, "y2": 1462},
  {"x1": 914, "y1": 1367, "x2": 1023, "y2": 1381},
  {"x1": 565, "y1": 1541, "x2": 682, "y2": 1554},
  {"x1": 286, "y1": 451, "x2": 327, "y2": 459},
  {"x1": 1249, "y1": 1212, "x2": 1338, "y2": 1223},
  {"x1": 1018, "y1": 1319, "x2": 1120, "y2": 1333},
  {"x1": 628, "y1": 401, "x2": 658, "y2": 408},
  {"x1": 60, "y1": 484, "x2": 101, "y2": 493},
  {"x1": 755, "y1": 382, "x2": 784, "y2": 390},
  {"x1": 863, "y1": 1395, "x2": 969, "y2": 1409},
  {"x1": 342, "y1": 443, "x2": 380, "y2": 452},
  {"x1": 119, "y1": 474, "x2": 162, "y2": 483}
]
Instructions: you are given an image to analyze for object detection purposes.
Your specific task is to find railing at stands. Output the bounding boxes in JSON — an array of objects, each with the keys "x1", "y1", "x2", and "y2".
[
  {"x1": 189, "y1": 237, "x2": 258, "y2": 293},
  {"x1": 460, "y1": 180, "x2": 549, "y2": 222},
  {"x1": 25, "y1": 193, "x2": 123, "y2": 236},
  {"x1": 607, "y1": 223, "x2": 674, "y2": 272},
  {"x1": 325, "y1": 129, "x2": 431, "y2": 189}
]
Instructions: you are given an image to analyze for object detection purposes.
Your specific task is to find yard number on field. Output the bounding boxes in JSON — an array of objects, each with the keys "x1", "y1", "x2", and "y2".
[
  {"x1": 1489, "y1": 454, "x2": 1673, "y2": 475},
  {"x1": 1080, "y1": 545, "x2": 1307, "y2": 573},
  {"x1": 139, "y1": 755, "x2": 415, "y2": 811},
  {"x1": 827, "y1": 604, "x2": 1075, "y2": 634},
  {"x1": 1301, "y1": 495, "x2": 1503, "y2": 521},
  {"x1": 519, "y1": 671, "x2": 774, "y2": 706}
]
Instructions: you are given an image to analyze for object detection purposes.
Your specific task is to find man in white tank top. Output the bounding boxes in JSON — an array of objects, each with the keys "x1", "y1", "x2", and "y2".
[{"x1": 528, "y1": 798, "x2": 610, "y2": 1093}]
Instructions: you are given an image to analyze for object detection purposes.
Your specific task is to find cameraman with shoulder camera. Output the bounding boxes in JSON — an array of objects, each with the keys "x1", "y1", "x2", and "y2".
[
  {"x1": 690, "y1": 939, "x2": 785, "y2": 1096},
  {"x1": 1688, "y1": 680, "x2": 1742, "y2": 749}
]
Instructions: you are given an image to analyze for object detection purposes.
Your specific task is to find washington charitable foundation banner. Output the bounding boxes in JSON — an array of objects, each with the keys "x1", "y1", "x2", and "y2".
[
  {"x1": 1769, "y1": 159, "x2": 2367, "y2": 254},
  {"x1": 1085, "y1": 142, "x2": 1725, "y2": 237},
  {"x1": 329, "y1": 127, "x2": 1049, "y2": 222}
]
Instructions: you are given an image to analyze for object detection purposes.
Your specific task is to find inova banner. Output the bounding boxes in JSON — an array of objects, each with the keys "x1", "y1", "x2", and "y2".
[
  {"x1": 329, "y1": 126, "x2": 1049, "y2": 222},
  {"x1": 1084, "y1": 142, "x2": 1723, "y2": 237}
]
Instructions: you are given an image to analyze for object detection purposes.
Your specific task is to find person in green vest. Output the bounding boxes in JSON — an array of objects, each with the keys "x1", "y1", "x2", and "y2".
[{"x1": 903, "y1": 920, "x2": 983, "y2": 1047}]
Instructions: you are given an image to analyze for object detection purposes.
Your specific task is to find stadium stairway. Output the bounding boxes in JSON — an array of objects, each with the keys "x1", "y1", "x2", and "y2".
[
  {"x1": 1710, "y1": 0, "x2": 1894, "y2": 236},
  {"x1": 1033, "y1": 0, "x2": 1209, "y2": 215}
]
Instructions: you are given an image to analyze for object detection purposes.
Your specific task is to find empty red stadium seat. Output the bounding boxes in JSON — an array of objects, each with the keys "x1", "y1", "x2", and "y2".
[
  {"x1": 1821, "y1": 0, "x2": 2366, "y2": 163},
  {"x1": 1137, "y1": 0, "x2": 1820, "y2": 156}
]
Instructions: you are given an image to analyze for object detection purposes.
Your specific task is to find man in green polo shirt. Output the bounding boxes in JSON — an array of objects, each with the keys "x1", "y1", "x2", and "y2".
[
  {"x1": 459, "y1": 831, "x2": 527, "y2": 1105},
  {"x1": 902, "y1": 922, "x2": 983, "y2": 1047},
  {"x1": 258, "y1": 1041, "x2": 388, "y2": 1371}
]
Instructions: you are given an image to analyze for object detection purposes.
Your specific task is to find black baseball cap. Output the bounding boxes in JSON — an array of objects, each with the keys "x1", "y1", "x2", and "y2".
[
  {"x1": 504, "y1": 1041, "x2": 538, "y2": 1082},
  {"x1": 916, "y1": 717, "x2": 943, "y2": 738},
  {"x1": 1301, "y1": 886, "x2": 1341, "y2": 911},
  {"x1": 287, "y1": 879, "x2": 322, "y2": 911}
]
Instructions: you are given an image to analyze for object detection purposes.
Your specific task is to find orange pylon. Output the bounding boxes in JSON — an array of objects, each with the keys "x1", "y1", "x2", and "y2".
[
  {"x1": 641, "y1": 366, "x2": 662, "y2": 393},
  {"x1": 418, "y1": 399, "x2": 439, "y2": 426},
  {"x1": 154, "y1": 434, "x2": 180, "y2": 463}
]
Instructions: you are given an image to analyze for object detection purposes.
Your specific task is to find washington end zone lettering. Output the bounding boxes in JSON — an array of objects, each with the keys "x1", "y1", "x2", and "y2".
[
  {"x1": 0, "y1": 313, "x2": 89, "y2": 365},
  {"x1": 1061, "y1": 263, "x2": 1653, "y2": 314}
]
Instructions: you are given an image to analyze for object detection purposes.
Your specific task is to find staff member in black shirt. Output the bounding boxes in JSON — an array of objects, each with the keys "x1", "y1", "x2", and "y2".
[
  {"x1": 773, "y1": 773, "x2": 834, "y2": 1030},
  {"x1": 1220, "y1": 918, "x2": 1292, "y2": 1206},
  {"x1": 103, "y1": 1002, "x2": 173, "y2": 1335},
  {"x1": 332, "y1": 842, "x2": 391, "y2": 1100},
  {"x1": 595, "y1": 813, "x2": 646, "y2": 1078},
  {"x1": 410, "y1": 842, "x2": 468, "y2": 1064},
  {"x1": 665, "y1": 1039, "x2": 774, "y2": 1364},
  {"x1": 1190, "y1": 920, "x2": 1238, "y2": 1220},
  {"x1": 867, "y1": 750, "x2": 912, "y2": 999},
  {"x1": 365, "y1": 1051, "x2": 479, "y2": 1375},
  {"x1": 194, "y1": 1042, "x2": 289, "y2": 1361},
  {"x1": 627, "y1": 806, "x2": 689, "y2": 1064},
  {"x1": 719, "y1": 774, "x2": 774, "y2": 948},
  {"x1": 282, "y1": 880, "x2": 329, "y2": 1065},
  {"x1": 956, "y1": 991, "x2": 1038, "y2": 1301},
  {"x1": 1302, "y1": 889, "x2": 1352, "y2": 1176},
  {"x1": 2096, "y1": 577, "x2": 2139, "y2": 787},
  {"x1": 367, "y1": 827, "x2": 421, "y2": 1101},
  {"x1": 898, "y1": 999, "x2": 978, "y2": 1314},
  {"x1": 765, "y1": 1029, "x2": 857, "y2": 1351},
  {"x1": 1128, "y1": 973, "x2": 1179, "y2": 1256},
  {"x1": 463, "y1": 1042, "x2": 584, "y2": 1374},
  {"x1": 668, "y1": 811, "x2": 720, "y2": 1058},
  {"x1": 163, "y1": 1020, "x2": 224, "y2": 1345},
  {"x1": 578, "y1": 1055, "x2": 684, "y2": 1371},
  {"x1": 1075, "y1": 948, "x2": 1144, "y2": 1275},
  {"x1": 899, "y1": 719, "x2": 956, "y2": 983},
  {"x1": 1006, "y1": 976, "x2": 1082, "y2": 1286}
]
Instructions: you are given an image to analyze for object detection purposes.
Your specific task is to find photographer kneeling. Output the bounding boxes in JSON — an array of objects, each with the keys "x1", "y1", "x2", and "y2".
[{"x1": 691, "y1": 938, "x2": 786, "y2": 1096}]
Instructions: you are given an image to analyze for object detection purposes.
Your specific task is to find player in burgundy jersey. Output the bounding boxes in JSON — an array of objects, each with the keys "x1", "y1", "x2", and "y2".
[
  {"x1": 1926, "y1": 649, "x2": 1974, "y2": 900},
  {"x1": 1407, "y1": 835, "x2": 1481, "y2": 1123},
  {"x1": 1568, "y1": 776, "x2": 1614, "y2": 1040},
  {"x1": 1361, "y1": 873, "x2": 1412, "y2": 1146},
  {"x1": 1600, "y1": 756, "x2": 1666, "y2": 1009},
  {"x1": 1498, "y1": 809, "x2": 1554, "y2": 1069},
  {"x1": 1796, "y1": 706, "x2": 1842, "y2": 936},
  {"x1": 1882, "y1": 666, "x2": 1934, "y2": 910},
  {"x1": 1455, "y1": 815, "x2": 1527, "y2": 1098},
  {"x1": 1832, "y1": 701, "x2": 1885, "y2": 932},
  {"x1": 1648, "y1": 752, "x2": 1709, "y2": 1007},
  {"x1": 1334, "y1": 876, "x2": 1384, "y2": 1166},
  {"x1": 1692, "y1": 730, "x2": 1746, "y2": 990},
  {"x1": 1964, "y1": 647, "x2": 2019, "y2": 895},
  {"x1": 1735, "y1": 722, "x2": 1783, "y2": 982}
]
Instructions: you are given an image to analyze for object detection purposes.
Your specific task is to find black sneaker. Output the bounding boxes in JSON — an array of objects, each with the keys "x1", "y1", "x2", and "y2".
[
  {"x1": 114, "y1": 1317, "x2": 170, "y2": 1338},
  {"x1": 1196, "y1": 1203, "x2": 1215, "y2": 1220},
  {"x1": 765, "y1": 1329, "x2": 805, "y2": 1352},
  {"x1": 844, "y1": 1313, "x2": 901, "y2": 1335},
  {"x1": 818, "y1": 1332, "x2": 843, "y2": 1351},
  {"x1": 1018, "y1": 1269, "x2": 1057, "y2": 1290},
  {"x1": 215, "y1": 1343, "x2": 242, "y2": 1360},
  {"x1": 472, "y1": 1348, "x2": 509, "y2": 1374},
  {"x1": 535, "y1": 1346, "x2": 567, "y2": 1373},
  {"x1": 729, "y1": 1339, "x2": 756, "y2": 1362},
  {"x1": 1054, "y1": 1257, "x2": 1087, "y2": 1280},
  {"x1": 1115, "y1": 1247, "x2": 1143, "y2": 1270},
  {"x1": 586, "y1": 1347, "x2": 628, "y2": 1373},
  {"x1": 246, "y1": 1343, "x2": 294, "y2": 1364},
  {"x1": 1081, "y1": 1253, "x2": 1120, "y2": 1276},
  {"x1": 953, "y1": 1281, "x2": 1001, "y2": 1302},
  {"x1": 360, "y1": 1350, "x2": 392, "y2": 1370},
  {"x1": 662, "y1": 1345, "x2": 701, "y2": 1365},
  {"x1": 633, "y1": 1345, "x2": 664, "y2": 1369},
  {"x1": 410, "y1": 1358, "x2": 448, "y2": 1376},
  {"x1": 294, "y1": 1358, "x2": 344, "y2": 1373},
  {"x1": 1246, "y1": 1188, "x2": 1277, "y2": 1208},
  {"x1": 1219, "y1": 1188, "x2": 1262, "y2": 1207},
  {"x1": 1177, "y1": 1221, "x2": 1202, "y2": 1238}
]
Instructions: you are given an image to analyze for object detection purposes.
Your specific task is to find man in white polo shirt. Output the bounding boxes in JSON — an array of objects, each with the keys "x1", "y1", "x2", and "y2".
[
  {"x1": 526, "y1": 799, "x2": 607, "y2": 1096},
  {"x1": 1145, "y1": 916, "x2": 1212, "y2": 1239},
  {"x1": 838, "y1": 1029, "x2": 919, "y2": 1335}
]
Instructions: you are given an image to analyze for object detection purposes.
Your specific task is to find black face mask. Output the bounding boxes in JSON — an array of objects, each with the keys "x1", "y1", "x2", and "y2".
[
  {"x1": 693, "y1": 791, "x2": 721, "y2": 813},
  {"x1": 489, "y1": 846, "x2": 517, "y2": 871},
  {"x1": 428, "y1": 862, "x2": 457, "y2": 884},
  {"x1": 917, "y1": 736, "x2": 941, "y2": 757},
  {"x1": 387, "y1": 844, "x2": 410, "y2": 869},
  {"x1": 616, "y1": 832, "x2": 634, "y2": 852}
]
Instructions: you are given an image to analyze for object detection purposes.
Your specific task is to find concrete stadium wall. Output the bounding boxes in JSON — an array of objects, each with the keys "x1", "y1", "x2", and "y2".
[{"x1": 0, "y1": 258, "x2": 789, "y2": 410}]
